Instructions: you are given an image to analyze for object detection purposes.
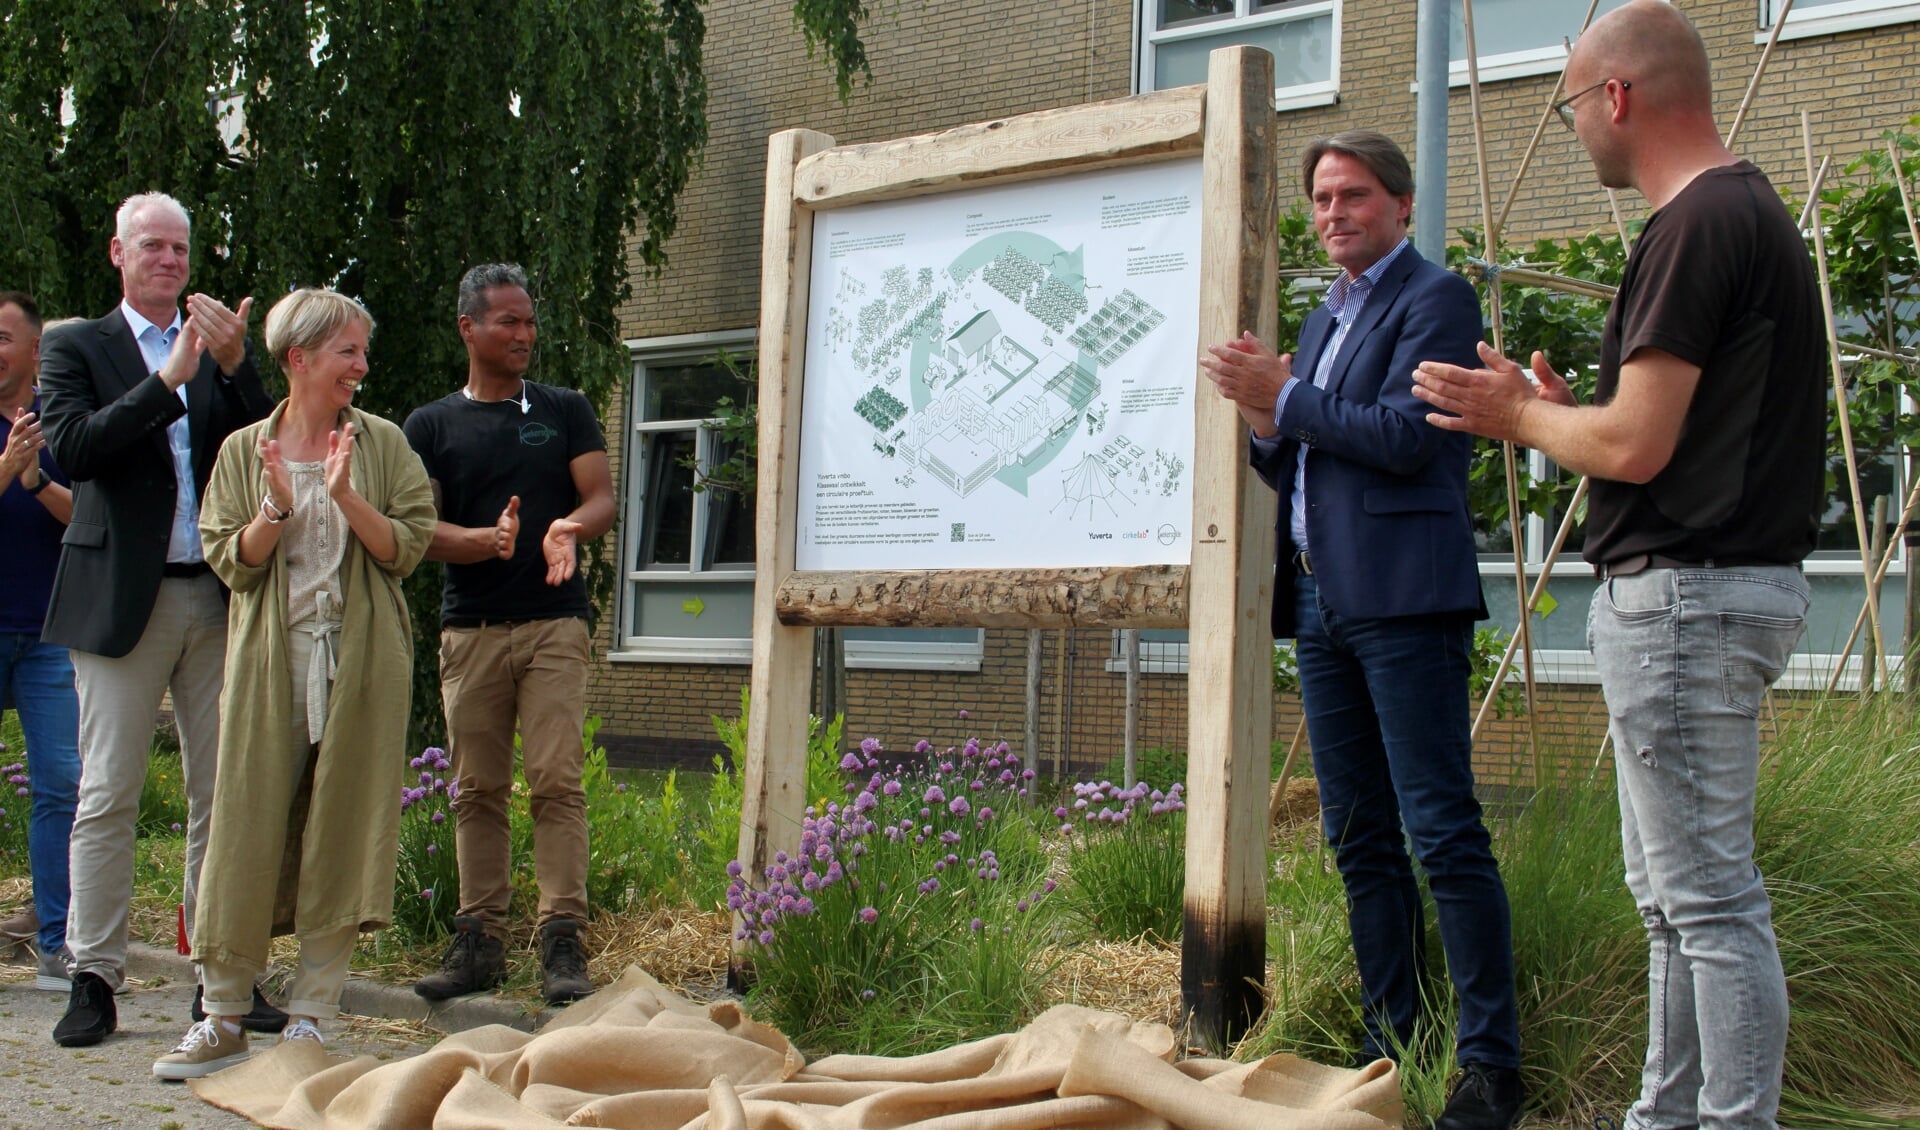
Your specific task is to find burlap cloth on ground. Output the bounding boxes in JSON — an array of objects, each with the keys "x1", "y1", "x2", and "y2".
[{"x1": 191, "y1": 966, "x2": 1404, "y2": 1129}]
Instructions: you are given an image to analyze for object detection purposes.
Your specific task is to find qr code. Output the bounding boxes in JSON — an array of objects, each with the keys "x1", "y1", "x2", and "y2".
[{"x1": 950, "y1": 523, "x2": 966, "y2": 543}]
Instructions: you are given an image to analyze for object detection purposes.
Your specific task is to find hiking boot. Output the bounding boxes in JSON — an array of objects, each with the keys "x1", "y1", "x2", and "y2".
[
  {"x1": 1432, "y1": 1062, "x2": 1524, "y2": 1130},
  {"x1": 152, "y1": 1018, "x2": 249, "y2": 1080},
  {"x1": 34, "y1": 944, "x2": 71, "y2": 992},
  {"x1": 539, "y1": 919, "x2": 594, "y2": 1005},
  {"x1": 53, "y1": 971, "x2": 116, "y2": 1047},
  {"x1": 192, "y1": 984, "x2": 290, "y2": 1033},
  {"x1": 415, "y1": 916, "x2": 506, "y2": 1000}
]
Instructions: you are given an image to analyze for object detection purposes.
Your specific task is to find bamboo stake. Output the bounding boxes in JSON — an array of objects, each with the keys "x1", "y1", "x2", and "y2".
[
  {"x1": 1725, "y1": 0, "x2": 1795, "y2": 150},
  {"x1": 1494, "y1": 0, "x2": 1604, "y2": 236},
  {"x1": 1889, "y1": 140, "x2": 1920, "y2": 696},
  {"x1": 1267, "y1": 717, "x2": 1309, "y2": 824},
  {"x1": 1802, "y1": 110, "x2": 1887, "y2": 690},
  {"x1": 1463, "y1": 0, "x2": 1543, "y2": 781},
  {"x1": 1798, "y1": 154, "x2": 1832, "y2": 231},
  {"x1": 1472, "y1": 476, "x2": 1590, "y2": 740}
]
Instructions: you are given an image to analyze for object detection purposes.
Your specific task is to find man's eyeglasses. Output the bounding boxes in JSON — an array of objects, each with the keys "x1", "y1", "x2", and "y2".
[{"x1": 1553, "y1": 79, "x2": 1629, "y2": 132}]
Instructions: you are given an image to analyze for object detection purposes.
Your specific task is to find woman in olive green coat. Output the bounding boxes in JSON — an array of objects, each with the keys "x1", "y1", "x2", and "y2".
[{"x1": 154, "y1": 288, "x2": 436, "y2": 1079}]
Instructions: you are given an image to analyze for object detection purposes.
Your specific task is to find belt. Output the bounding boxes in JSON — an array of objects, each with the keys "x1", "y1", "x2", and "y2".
[
  {"x1": 1292, "y1": 550, "x2": 1314, "y2": 576},
  {"x1": 162, "y1": 561, "x2": 212, "y2": 579},
  {"x1": 1595, "y1": 553, "x2": 1785, "y2": 579}
]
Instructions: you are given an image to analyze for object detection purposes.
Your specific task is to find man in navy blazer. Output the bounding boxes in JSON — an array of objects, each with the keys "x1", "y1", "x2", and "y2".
[
  {"x1": 1203, "y1": 131, "x2": 1521, "y2": 1130},
  {"x1": 38, "y1": 192, "x2": 280, "y2": 1048}
]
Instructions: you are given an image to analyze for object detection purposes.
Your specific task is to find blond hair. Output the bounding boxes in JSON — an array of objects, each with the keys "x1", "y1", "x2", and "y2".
[{"x1": 264, "y1": 288, "x2": 375, "y2": 373}]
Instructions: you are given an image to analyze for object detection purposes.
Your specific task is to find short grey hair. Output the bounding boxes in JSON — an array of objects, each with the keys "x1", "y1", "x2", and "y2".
[
  {"x1": 264, "y1": 287, "x2": 376, "y2": 374},
  {"x1": 115, "y1": 193, "x2": 192, "y2": 241},
  {"x1": 1300, "y1": 130, "x2": 1415, "y2": 200},
  {"x1": 457, "y1": 263, "x2": 530, "y2": 319}
]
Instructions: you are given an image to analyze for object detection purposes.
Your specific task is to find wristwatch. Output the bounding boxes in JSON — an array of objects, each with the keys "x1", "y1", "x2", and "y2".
[{"x1": 24, "y1": 468, "x2": 50, "y2": 495}]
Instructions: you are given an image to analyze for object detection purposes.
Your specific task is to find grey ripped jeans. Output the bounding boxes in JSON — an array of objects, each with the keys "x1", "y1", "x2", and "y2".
[{"x1": 1590, "y1": 564, "x2": 1808, "y2": 1130}]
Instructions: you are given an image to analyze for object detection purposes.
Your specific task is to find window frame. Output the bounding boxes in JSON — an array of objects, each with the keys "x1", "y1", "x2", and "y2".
[
  {"x1": 615, "y1": 330, "x2": 983, "y2": 671},
  {"x1": 1757, "y1": 0, "x2": 1920, "y2": 41},
  {"x1": 1135, "y1": 0, "x2": 1343, "y2": 112}
]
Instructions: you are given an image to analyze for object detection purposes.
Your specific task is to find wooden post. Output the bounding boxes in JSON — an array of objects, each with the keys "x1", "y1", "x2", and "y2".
[
  {"x1": 1181, "y1": 44, "x2": 1279, "y2": 1054},
  {"x1": 735, "y1": 127, "x2": 836, "y2": 979}
]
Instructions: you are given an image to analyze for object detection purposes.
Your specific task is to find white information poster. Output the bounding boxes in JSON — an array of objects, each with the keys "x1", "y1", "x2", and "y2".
[{"x1": 795, "y1": 159, "x2": 1204, "y2": 571}]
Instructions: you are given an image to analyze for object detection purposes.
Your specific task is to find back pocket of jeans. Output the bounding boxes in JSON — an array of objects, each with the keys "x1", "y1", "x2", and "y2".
[{"x1": 1719, "y1": 611, "x2": 1801, "y2": 718}]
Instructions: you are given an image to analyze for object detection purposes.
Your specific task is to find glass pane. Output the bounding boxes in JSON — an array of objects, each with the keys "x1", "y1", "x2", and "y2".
[
  {"x1": 637, "y1": 431, "x2": 697, "y2": 568},
  {"x1": 1448, "y1": 0, "x2": 1630, "y2": 61},
  {"x1": 627, "y1": 579, "x2": 754, "y2": 640},
  {"x1": 704, "y1": 472, "x2": 757, "y2": 568},
  {"x1": 840, "y1": 627, "x2": 981, "y2": 643},
  {"x1": 1160, "y1": 0, "x2": 1235, "y2": 29},
  {"x1": 1154, "y1": 13, "x2": 1333, "y2": 89},
  {"x1": 642, "y1": 358, "x2": 756, "y2": 423}
]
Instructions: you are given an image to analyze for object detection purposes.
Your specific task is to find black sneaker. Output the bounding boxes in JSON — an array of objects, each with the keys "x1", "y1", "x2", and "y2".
[
  {"x1": 415, "y1": 916, "x2": 506, "y2": 1000},
  {"x1": 1432, "y1": 1062, "x2": 1524, "y2": 1130},
  {"x1": 191, "y1": 984, "x2": 290, "y2": 1034},
  {"x1": 53, "y1": 971, "x2": 117, "y2": 1047},
  {"x1": 539, "y1": 919, "x2": 594, "y2": 1005}
]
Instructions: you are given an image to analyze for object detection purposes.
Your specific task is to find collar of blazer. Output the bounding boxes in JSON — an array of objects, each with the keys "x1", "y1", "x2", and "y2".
[{"x1": 1297, "y1": 243, "x2": 1424, "y2": 402}]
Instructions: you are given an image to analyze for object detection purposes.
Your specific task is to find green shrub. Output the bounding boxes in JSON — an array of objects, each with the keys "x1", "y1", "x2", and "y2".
[
  {"x1": 0, "y1": 710, "x2": 29, "y2": 876},
  {"x1": 701, "y1": 687, "x2": 850, "y2": 908},
  {"x1": 728, "y1": 735, "x2": 1055, "y2": 1054},
  {"x1": 389, "y1": 745, "x2": 460, "y2": 943},
  {"x1": 1058, "y1": 779, "x2": 1185, "y2": 942}
]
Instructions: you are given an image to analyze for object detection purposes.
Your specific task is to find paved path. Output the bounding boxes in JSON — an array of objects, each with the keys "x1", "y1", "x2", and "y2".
[{"x1": 0, "y1": 937, "x2": 528, "y2": 1130}]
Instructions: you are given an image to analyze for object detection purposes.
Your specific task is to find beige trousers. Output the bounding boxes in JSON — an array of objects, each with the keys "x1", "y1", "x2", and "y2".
[
  {"x1": 200, "y1": 622, "x2": 356, "y2": 1020},
  {"x1": 66, "y1": 575, "x2": 225, "y2": 989},
  {"x1": 440, "y1": 617, "x2": 590, "y2": 937}
]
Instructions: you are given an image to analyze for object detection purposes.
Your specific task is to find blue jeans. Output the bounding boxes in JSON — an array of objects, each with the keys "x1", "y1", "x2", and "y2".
[
  {"x1": 0, "y1": 632, "x2": 81, "y2": 955},
  {"x1": 1590, "y1": 566, "x2": 1807, "y2": 1130},
  {"x1": 1294, "y1": 573, "x2": 1521, "y2": 1068}
]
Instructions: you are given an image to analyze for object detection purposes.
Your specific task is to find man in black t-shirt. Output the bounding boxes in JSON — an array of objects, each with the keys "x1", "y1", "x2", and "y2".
[
  {"x1": 1412, "y1": 3, "x2": 1820, "y2": 1126},
  {"x1": 404, "y1": 264, "x2": 614, "y2": 1006}
]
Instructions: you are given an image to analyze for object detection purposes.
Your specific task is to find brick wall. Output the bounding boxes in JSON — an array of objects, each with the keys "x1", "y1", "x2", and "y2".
[{"x1": 590, "y1": 0, "x2": 1918, "y2": 778}]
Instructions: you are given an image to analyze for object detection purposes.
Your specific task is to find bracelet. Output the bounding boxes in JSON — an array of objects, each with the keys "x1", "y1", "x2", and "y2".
[{"x1": 261, "y1": 492, "x2": 292, "y2": 523}]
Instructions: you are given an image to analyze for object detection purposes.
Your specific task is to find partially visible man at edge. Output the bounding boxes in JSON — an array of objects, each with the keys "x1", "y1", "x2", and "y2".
[
  {"x1": 0, "y1": 292, "x2": 80, "y2": 994},
  {"x1": 37, "y1": 192, "x2": 284, "y2": 1047},
  {"x1": 1201, "y1": 129, "x2": 1523, "y2": 1130},
  {"x1": 404, "y1": 264, "x2": 615, "y2": 1007},
  {"x1": 1412, "y1": 4, "x2": 1823, "y2": 1127}
]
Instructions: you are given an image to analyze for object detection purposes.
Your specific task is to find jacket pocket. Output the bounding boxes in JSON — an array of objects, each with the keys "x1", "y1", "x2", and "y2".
[{"x1": 62, "y1": 521, "x2": 107, "y2": 548}]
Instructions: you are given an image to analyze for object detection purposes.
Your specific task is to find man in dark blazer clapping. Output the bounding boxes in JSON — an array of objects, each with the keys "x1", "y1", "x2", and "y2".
[
  {"x1": 1202, "y1": 132, "x2": 1522, "y2": 1130},
  {"x1": 37, "y1": 192, "x2": 279, "y2": 1048}
]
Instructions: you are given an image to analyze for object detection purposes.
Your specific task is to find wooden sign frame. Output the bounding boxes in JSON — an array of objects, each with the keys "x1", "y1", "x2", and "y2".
[{"x1": 741, "y1": 46, "x2": 1278, "y2": 1050}]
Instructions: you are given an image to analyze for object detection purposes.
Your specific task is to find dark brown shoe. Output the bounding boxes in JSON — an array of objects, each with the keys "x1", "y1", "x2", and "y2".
[
  {"x1": 539, "y1": 919, "x2": 593, "y2": 1005},
  {"x1": 415, "y1": 916, "x2": 506, "y2": 1000}
]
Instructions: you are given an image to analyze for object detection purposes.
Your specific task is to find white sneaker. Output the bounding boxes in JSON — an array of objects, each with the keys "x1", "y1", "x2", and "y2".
[
  {"x1": 280, "y1": 1017, "x2": 324, "y2": 1045},
  {"x1": 152, "y1": 1018, "x2": 250, "y2": 1079}
]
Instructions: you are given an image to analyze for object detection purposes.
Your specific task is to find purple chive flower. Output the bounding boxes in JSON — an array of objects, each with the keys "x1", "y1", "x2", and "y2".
[
  {"x1": 948, "y1": 796, "x2": 971, "y2": 817},
  {"x1": 1044, "y1": 879, "x2": 1058, "y2": 893},
  {"x1": 861, "y1": 989, "x2": 876, "y2": 1000},
  {"x1": 858, "y1": 906, "x2": 878, "y2": 923},
  {"x1": 861, "y1": 737, "x2": 882, "y2": 755},
  {"x1": 727, "y1": 860, "x2": 744, "y2": 878},
  {"x1": 1054, "y1": 806, "x2": 1069, "y2": 819},
  {"x1": 171, "y1": 821, "x2": 183, "y2": 832},
  {"x1": 840, "y1": 752, "x2": 863, "y2": 771},
  {"x1": 958, "y1": 709, "x2": 969, "y2": 719},
  {"x1": 969, "y1": 917, "x2": 983, "y2": 931},
  {"x1": 978, "y1": 807, "x2": 994, "y2": 821},
  {"x1": 882, "y1": 779, "x2": 902, "y2": 796},
  {"x1": 758, "y1": 930, "x2": 775, "y2": 946},
  {"x1": 615, "y1": 782, "x2": 627, "y2": 794},
  {"x1": 924, "y1": 785, "x2": 945, "y2": 804},
  {"x1": 1016, "y1": 899, "x2": 1029, "y2": 912},
  {"x1": 914, "y1": 740, "x2": 932, "y2": 753},
  {"x1": 431, "y1": 811, "x2": 446, "y2": 824},
  {"x1": 420, "y1": 889, "x2": 434, "y2": 899},
  {"x1": 419, "y1": 770, "x2": 433, "y2": 785},
  {"x1": 426, "y1": 843, "x2": 439, "y2": 855}
]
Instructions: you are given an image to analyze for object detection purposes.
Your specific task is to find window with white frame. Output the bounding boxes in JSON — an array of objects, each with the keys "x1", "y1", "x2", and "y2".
[
  {"x1": 1446, "y1": 0, "x2": 1632, "y2": 85},
  {"x1": 1760, "y1": 0, "x2": 1920, "y2": 40},
  {"x1": 1137, "y1": 0, "x2": 1340, "y2": 111},
  {"x1": 617, "y1": 332, "x2": 984, "y2": 671}
]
